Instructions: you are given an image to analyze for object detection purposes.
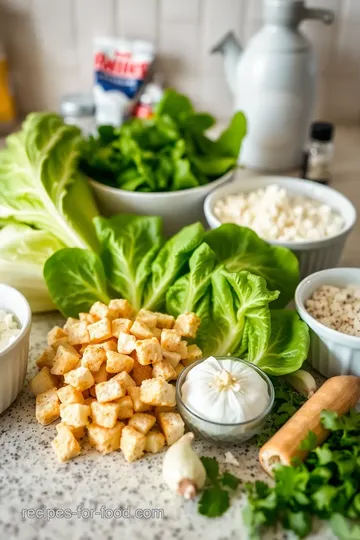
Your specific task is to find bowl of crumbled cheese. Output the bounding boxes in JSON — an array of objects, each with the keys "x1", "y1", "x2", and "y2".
[
  {"x1": 295, "y1": 268, "x2": 360, "y2": 377},
  {"x1": 204, "y1": 175, "x2": 356, "y2": 278},
  {"x1": 0, "y1": 284, "x2": 31, "y2": 414}
]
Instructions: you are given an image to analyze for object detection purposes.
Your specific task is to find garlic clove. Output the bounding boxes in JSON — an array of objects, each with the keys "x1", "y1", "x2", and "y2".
[
  {"x1": 284, "y1": 369, "x2": 317, "y2": 398},
  {"x1": 162, "y1": 432, "x2": 206, "y2": 499}
]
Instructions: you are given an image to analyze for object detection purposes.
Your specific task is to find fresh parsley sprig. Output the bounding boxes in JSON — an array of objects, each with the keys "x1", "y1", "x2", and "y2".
[{"x1": 198, "y1": 457, "x2": 241, "y2": 518}]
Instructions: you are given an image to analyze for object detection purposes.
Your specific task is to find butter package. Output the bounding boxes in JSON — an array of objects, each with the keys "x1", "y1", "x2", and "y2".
[{"x1": 93, "y1": 37, "x2": 155, "y2": 127}]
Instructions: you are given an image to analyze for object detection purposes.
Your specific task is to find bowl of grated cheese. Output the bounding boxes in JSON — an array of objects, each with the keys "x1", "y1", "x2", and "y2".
[{"x1": 204, "y1": 175, "x2": 356, "y2": 278}]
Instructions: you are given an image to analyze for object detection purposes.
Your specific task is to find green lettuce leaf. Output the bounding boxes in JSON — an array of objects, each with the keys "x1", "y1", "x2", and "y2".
[
  {"x1": 196, "y1": 268, "x2": 279, "y2": 356},
  {"x1": 143, "y1": 222, "x2": 205, "y2": 311},
  {"x1": 166, "y1": 242, "x2": 217, "y2": 316},
  {"x1": 247, "y1": 310, "x2": 310, "y2": 375},
  {"x1": 0, "y1": 113, "x2": 99, "y2": 249},
  {"x1": 44, "y1": 248, "x2": 110, "y2": 317},
  {"x1": 0, "y1": 224, "x2": 64, "y2": 312},
  {"x1": 94, "y1": 215, "x2": 163, "y2": 311},
  {"x1": 205, "y1": 224, "x2": 299, "y2": 308}
]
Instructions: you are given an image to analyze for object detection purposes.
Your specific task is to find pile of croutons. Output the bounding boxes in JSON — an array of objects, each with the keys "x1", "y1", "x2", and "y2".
[{"x1": 29, "y1": 299, "x2": 203, "y2": 463}]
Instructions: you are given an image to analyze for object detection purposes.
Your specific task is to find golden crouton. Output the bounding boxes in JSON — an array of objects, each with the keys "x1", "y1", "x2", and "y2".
[
  {"x1": 52, "y1": 425, "x2": 81, "y2": 462},
  {"x1": 130, "y1": 321, "x2": 154, "y2": 340},
  {"x1": 158, "y1": 412, "x2": 185, "y2": 446},
  {"x1": 183, "y1": 344, "x2": 202, "y2": 366},
  {"x1": 57, "y1": 385, "x2": 84, "y2": 405},
  {"x1": 136, "y1": 309, "x2": 157, "y2": 329},
  {"x1": 130, "y1": 358, "x2": 153, "y2": 385},
  {"x1": 50, "y1": 336, "x2": 70, "y2": 352},
  {"x1": 106, "y1": 351, "x2": 134, "y2": 374},
  {"x1": 87, "y1": 422, "x2": 124, "y2": 454},
  {"x1": 56, "y1": 422, "x2": 85, "y2": 440},
  {"x1": 120, "y1": 425, "x2": 146, "y2": 462},
  {"x1": 95, "y1": 379, "x2": 126, "y2": 403},
  {"x1": 102, "y1": 339, "x2": 118, "y2": 352},
  {"x1": 152, "y1": 327, "x2": 162, "y2": 340},
  {"x1": 152, "y1": 361, "x2": 176, "y2": 381},
  {"x1": 145, "y1": 431, "x2": 166, "y2": 454},
  {"x1": 108, "y1": 299, "x2": 134, "y2": 319},
  {"x1": 47, "y1": 326, "x2": 67, "y2": 346},
  {"x1": 117, "y1": 332, "x2": 137, "y2": 355},
  {"x1": 155, "y1": 313, "x2": 175, "y2": 329},
  {"x1": 88, "y1": 318, "x2": 112, "y2": 343},
  {"x1": 127, "y1": 387, "x2": 152, "y2": 412},
  {"x1": 50, "y1": 346, "x2": 80, "y2": 376},
  {"x1": 60, "y1": 403, "x2": 91, "y2": 427},
  {"x1": 29, "y1": 367, "x2": 59, "y2": 396},
  {"x1": 91, "y1": 363, "x2": 108, "y2": 384},
  {"x1": 83, "y1": 397, "x2": 96, "y2": 407},
  {"x1": 36, "y1": 388, "x2": 60, "y2": 425},
  {"x1": 140, "y1": 378, "x2": 176, "y2": 407},
  {"x1": 79, "y1": 312, "x2": 98, "y2": 324},
  {"x1": 136, "y1": 338, "x2": 162, "y2": 365},
  {"x1": 174, "y1": 363, "x2": 185, "y2": 377},
  {"x1": 162, "y1": 349, "x2": 181, "y2": 368},
  {"x1": 81, "y1": 344, "x2": 107, "y2": 372},
  {"x1": 89, "y1": 385, "x2": 97, "y2": 397},
  {"x1": 113, "y1": 371, "x2": 136, "y2": 390},
  {"x1": 36, "y1": 348, "x2": 56, "y2": 369},
  {"x1": 174, "y1": 312, "x2": 201, "y2": 338},
  {"x1": 90, "y1": 401, "x2": 121, "y2": 428},
  {"x1": 154, "y1": 405, "x2": 175, "y2": 416},
  {"x1": 67, "y1": 322, "x2": 90, "y2": 346},
  {"x1": 90, "y1": 301, "x2": 110, "y2": 320},
  {"x1": 128, "y1": 413, "x2": 156, "y2": 435},
  {"x1": 179, "y1": 341, "x2": 188, "y2": 360},
  {"x1": 64, "y1": 366, "x2": 95, "y2": 392},
  {"x1": 116, "y1": 396, "x2": 134, "y2": 419},
  {"x1": 63, "y1": 317, "x2": 80, "y2": 332},
  {"x1": 161, "y1": 329, "x2": 182, "y2": 353},
  {"x1": 111, "y1": 318, "x2": 132, "y2": 338}
]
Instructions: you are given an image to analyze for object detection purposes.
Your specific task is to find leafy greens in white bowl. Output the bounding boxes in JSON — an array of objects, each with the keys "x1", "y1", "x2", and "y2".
[{"x1": 44, "y1": 216, "x2": 309, "y2": 376}]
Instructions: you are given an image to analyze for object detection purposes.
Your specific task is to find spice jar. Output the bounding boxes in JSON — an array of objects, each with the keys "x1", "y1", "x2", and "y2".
[
  {"x1": 60, "y1": 94, "x2": 96, "y2": 136},
  {"x1": 301, "y1": 121, "x2": 335, "y2": 185}
]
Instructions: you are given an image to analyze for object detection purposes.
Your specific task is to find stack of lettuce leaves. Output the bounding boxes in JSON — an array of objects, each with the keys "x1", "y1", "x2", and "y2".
[{"x1": 44, "y1": 216, "x2": 309, "y2": 376}]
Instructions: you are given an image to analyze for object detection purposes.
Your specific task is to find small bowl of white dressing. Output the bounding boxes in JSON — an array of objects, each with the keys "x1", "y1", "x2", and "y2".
[
  {"x1": 176, "y1": 356, "x2": 274, "y2": 445},
  {"x1": 0, "y1": 284, "x2": 31, "y2": 414}
]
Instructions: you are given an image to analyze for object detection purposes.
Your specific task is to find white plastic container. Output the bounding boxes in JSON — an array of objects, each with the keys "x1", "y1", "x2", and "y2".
[
  {"x1": 295, "y1": 268, "x2": 360, "y2": 377},
  {"x1": 204, "y1": 175, "x2": 356, "y2": 278},
  {"x1": 90, "y1": 169, "x2": 234, "y2": 236},
  {"x1": 0, "y1": 284, "x2": 31, "y2": 414}
]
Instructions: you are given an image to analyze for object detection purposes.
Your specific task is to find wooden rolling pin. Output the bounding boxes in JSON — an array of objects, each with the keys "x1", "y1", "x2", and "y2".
[{"x1": 259, "y1": 375, "x2": 360, "y2": 477}]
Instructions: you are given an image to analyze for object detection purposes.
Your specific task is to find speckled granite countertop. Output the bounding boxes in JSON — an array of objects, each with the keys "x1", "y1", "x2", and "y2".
[{"x1": 1, "y1": 125, "x2": 359, "y2": 540}]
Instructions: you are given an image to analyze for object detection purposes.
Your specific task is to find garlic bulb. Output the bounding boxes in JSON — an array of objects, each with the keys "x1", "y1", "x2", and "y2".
[
  {"x1": 181, "y1": 356, "x2": 269, "y2": 424},
  {"x1": 285, "y1": 369, "x2": 317, "y2": 398},
  {"x1": 162, "y1": 432, "x2": 206, "y2": 499}
]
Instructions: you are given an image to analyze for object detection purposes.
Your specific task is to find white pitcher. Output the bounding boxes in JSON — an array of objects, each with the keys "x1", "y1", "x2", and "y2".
[{"x1": 212, "y1": 0, "x2": 334, "y2": 172}]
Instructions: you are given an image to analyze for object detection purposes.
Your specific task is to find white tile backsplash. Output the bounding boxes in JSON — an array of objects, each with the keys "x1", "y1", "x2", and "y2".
[{"x1": 0, "y1": 0, "x2": 360, "y2": 123}]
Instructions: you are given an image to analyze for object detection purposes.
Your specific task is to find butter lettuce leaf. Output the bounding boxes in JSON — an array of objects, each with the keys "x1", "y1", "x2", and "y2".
[
  {"x1": 0, "y1": 113, "x2": 99, "y2": 250},
  {"x1": 94, "y1": 215, "x2": 163, "y2": 311},
  {"x1": 247, "y1": 310, "x2": 310, "y2": 375},
  {"x1": 0, "y1": 224, "x2": 63, "y2": 312},
  {"x1": 205, "y1": 224, "x2": 299, "y2": 308},
  {"x1": 44, "y1": 248, "x2": 110, "y2": 317}
]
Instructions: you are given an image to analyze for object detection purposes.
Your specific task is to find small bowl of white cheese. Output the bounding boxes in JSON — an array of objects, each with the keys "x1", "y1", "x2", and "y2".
[
  {"x1": 204, "y1": 175, "x2": 356, "y2": 278},
  {"x1": 176, "y1": 356, "x2": 274, "y2": 445},
  {"x1": 0, "y1": 284, "x2": 31, "y2": 414}
]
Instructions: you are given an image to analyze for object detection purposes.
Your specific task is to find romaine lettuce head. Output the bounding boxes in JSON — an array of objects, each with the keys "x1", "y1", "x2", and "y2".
[
  {"x1": 205, "y1": 224, "x2": 299, "y2": 308},
  {"x1": 0, "y1": 224, "x2": 64, "y2": 312},
  {"x1": 0, "y1": 113, "x2": 99, "y2": 250}
]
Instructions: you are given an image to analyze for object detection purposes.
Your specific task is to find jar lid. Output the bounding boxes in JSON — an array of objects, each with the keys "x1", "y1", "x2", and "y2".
[
  {"x1": 311, "y1": 121, "x2": 334, "y2": 142},
  {"x1": 60, "y1": 94, "x2": 95, "y2": 117}
]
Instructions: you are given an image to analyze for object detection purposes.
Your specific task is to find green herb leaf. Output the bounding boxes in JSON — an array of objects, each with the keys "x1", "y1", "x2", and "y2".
[
  {"x1": 200, "y1": 457, "x2": 219, "y2": 485},
  {"x1": 221, "y1": 472, "x2": 241, "y2": 490},
  {"x1": 283, "y1": 510, "x2": 312, "y2": 538},
  {"x1": 331, "y1": 514, "x2": 360, "y2": 540},
  {"x1": 198, "y1": 487, "x2": 230, "y2": 518}
]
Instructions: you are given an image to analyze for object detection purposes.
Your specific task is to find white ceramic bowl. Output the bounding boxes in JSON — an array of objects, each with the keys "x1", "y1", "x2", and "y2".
[
  {"x1": 0, "y1": 284, "x2": 31, "y2": 414},
  {"x1": 89, "y1": 169, "x2": 234, "y2": 236},
  {"x1": 295, "y1": 268, "x2": 360, "y2": 377},
  {"x1": 204, "y1": 175, "x2": 357, "y2": 278}
]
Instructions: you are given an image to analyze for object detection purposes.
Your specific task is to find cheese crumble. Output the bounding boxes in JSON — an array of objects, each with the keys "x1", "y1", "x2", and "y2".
[
  {"x1": 306, "y1": 285, "x2": 360, "y2": 337},
  {"x1": 213, "y1": 184, "x2": 344, "y2": 242},
  {"x1": 0, "y1": 309, "x2": 20, "y2": 352}
]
